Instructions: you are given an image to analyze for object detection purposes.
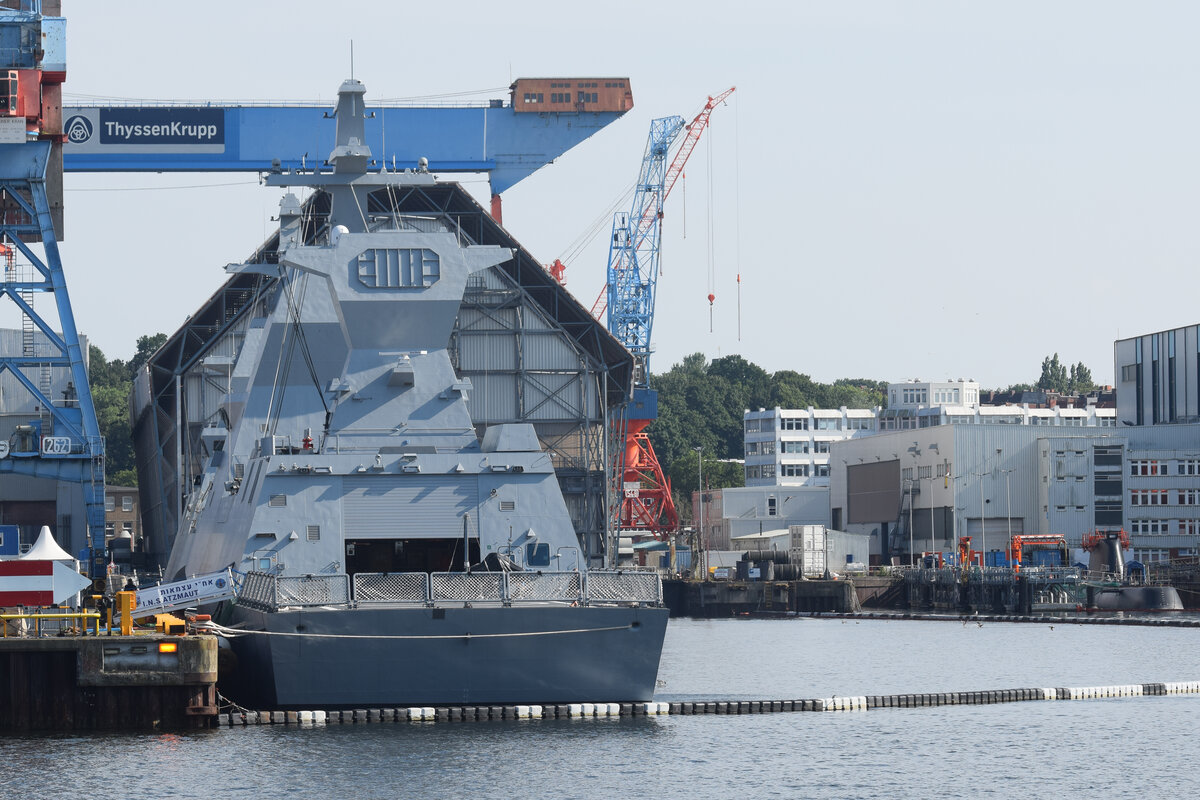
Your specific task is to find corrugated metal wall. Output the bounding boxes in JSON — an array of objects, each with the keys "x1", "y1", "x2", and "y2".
[
  {"x1": 343, "y1": 475, "x2": 480, "y2": 538},
  {"x1": 452, "y1": 273, "x2": 608, "y2": 559},
  {"x1": 0, "y1": 329, "x2": 87, "y2": 415}
]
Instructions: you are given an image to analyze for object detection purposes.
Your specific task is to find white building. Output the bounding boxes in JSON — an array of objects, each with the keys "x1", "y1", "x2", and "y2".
[
  {"x1": 827, "y1": 424, "x2": 1200, "y2": 566},
  {"x1": 693, "y1": 485, "x2": 830, "y2": 552},
  {"x1": 881, "y1": 379, "x2": 980, "y2": 430},
  {"x1": 746, "y1": 396, "x2": 1114, "y2": 488},
  {"x1": 881, "y1": 378, "x2": 1115, "y2": 430},
  {"x1": 922, "y1": 403, "x2": 1115, "y2": 428},
  {"x1": 744, "y1": 407, "x2": 878, "y2": 487}
]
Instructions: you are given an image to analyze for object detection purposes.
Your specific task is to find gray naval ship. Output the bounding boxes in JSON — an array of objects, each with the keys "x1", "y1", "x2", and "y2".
[{"x1": 163, "y1": 79, "x2": 668, "y2": 709}]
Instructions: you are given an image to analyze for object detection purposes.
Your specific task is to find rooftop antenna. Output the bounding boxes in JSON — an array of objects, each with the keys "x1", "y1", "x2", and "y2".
[{"x1": 350, "y1": 41, "x2": 354, "y2": 80}]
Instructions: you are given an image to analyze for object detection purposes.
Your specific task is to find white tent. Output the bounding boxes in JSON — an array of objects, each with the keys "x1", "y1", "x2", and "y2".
[
  {"x1": 6, "y1": 526, "x2": 85, "y2": 616},
  {"x1": 20, "y1": 526, "x2": 74, "y2": 562}
]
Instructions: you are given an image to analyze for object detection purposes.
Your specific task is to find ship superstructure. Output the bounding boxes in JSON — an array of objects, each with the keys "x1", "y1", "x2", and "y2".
[{"x1": 163, "y1": 80, "x2": 666, "y2": 708}]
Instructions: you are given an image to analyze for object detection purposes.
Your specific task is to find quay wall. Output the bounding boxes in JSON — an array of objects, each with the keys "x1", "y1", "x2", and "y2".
[
  {"x1": 664, "y1": 577, "x2": 897, "y2": 617},
  {"x1": 0, "y1": 635, "x2": 218, "y2": 731}
]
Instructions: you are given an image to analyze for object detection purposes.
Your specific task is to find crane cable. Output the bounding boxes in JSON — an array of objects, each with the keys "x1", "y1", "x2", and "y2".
[
  {"x1": 557, "y1": 179, "x2": 635, "y2": 267},
  {"x1": 706, "y1": 121, "x2": 716, "y2": 333},
  {"x1": 735, "y1": 91, "x2": 742, "y2": 342}
]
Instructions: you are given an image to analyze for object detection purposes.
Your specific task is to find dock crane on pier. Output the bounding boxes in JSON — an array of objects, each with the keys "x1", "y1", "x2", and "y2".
[{"x1": 600, "y1": 88, "x2": 735, "y2": 547}]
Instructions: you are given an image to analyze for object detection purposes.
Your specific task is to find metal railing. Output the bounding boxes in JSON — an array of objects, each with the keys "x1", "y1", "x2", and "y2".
[
  {"x1": 583, "y1": 571, "x2": 663, "y2": 605},
  {"x1": 237, "y1": 570, "x2": 659, "y2": 612},
  {"x1": 431, "y1": 572, "x2": 504, "y2": 602},
  {"x1": 2, "y1": 611, "x2": 102, "y2": 638},
  {"x1": 276, "y1": 574, "x2": 351, "y2": 607},
  {"x1": 507, "y1": 571, "x2": 582, "y2": 602},
  {"x1": 354, "y1": 572, "x2": 428, "y2": 604}
]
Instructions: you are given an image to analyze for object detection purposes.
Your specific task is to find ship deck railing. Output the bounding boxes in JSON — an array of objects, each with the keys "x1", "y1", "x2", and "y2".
[{"x1": 235, "y1": 570, "x2": 662, "y2": 612}]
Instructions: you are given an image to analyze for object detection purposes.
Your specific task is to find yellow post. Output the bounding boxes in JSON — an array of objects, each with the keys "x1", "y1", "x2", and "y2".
[
  {"x1": 116, "y1": 591, "x2": 135, "y2": 636},
  {"x1": 90, "y1": 595, "x2": 103, "y2": 636}
]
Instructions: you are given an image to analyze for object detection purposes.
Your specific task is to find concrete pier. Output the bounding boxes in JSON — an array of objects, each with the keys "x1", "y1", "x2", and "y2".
[
  {"x1": 666, "y1": 578, "x2": 864, "y2": 617},
  {"x1": 662, "y1": 576, "x2": 904, "y2": 617},
  {"x1": 0, "y1": 634, "x2": 218, "y2": 731}
]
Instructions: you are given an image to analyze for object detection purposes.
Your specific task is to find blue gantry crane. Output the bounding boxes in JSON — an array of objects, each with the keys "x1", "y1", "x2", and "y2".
[
  {"x1": 602, "y1": 88, "x2": 734, "y2": 540},
  {"x1": 62, "y1": 76, "x2": 633, "y2": 224}
]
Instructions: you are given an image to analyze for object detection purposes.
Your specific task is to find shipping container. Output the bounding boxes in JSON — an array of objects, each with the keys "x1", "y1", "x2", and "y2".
[{"x1": 789, "y1": 524, "x2": 827, "y2": 576}]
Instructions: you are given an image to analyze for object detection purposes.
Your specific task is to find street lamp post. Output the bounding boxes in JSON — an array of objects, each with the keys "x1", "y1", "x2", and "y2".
[
  {"x1": 977, "y1": 472, "x2": 986, "y2": 567},
  {"x1": 907, "y1": 477, "x2": 915, "y2": 566},
  {"x1": 694, "y1": 446, "x2": 704, "y2": 580},
  {"x1": 1002, "y1": 468, "x2": 1015, "y2": 555},
  {"x1": 928, "y1": 476, "x2": 937, "y2": 557},
  {"x1": 955, "y1": 503, "x2": 966, "y2": 564}
]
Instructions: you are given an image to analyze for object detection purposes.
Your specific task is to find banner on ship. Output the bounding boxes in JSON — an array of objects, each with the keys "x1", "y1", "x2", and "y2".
[{"x1": 134, "y1": 568, "x2": 236, "y2": 615}]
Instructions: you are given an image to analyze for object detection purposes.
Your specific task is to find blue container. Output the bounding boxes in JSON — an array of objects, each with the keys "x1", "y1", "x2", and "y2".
[
  {"x1": 1030, "y1": 550, "x2": 1062, "y2": 567},
  {"x1": 0, "y1": 524, "x2": 16, "y2": 557}
]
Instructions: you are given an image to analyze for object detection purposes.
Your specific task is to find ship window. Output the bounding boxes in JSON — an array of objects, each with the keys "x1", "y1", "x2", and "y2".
[
  {"x1": 234, "y1": 463, "x2": 245, "y2": 479},
  {"x1": 526, "y1": 542, "x2": 551, "y2": 567},
  {"x1": 269, "y1": 494, "x2": 287, "y2": 507},
  {"x1": 307, "y1": 525, "x2": 320, "y2": 542},
  {"x1": 500, "y1": 500, "x2": 516, "y2": 512}
]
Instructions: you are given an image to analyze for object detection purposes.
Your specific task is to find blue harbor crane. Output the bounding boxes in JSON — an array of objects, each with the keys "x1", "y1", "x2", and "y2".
[
  {"x1": 0, "y1": 4, "x2": 107, "y2": 576},
  {"x1": 602, "y1": 88, "x2": 734, "y2": 542}
]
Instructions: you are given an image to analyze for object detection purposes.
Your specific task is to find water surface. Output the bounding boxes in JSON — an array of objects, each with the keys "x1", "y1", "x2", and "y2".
[{"x1": 4, "y1": 617, "x2": 1197, "y2": 799}]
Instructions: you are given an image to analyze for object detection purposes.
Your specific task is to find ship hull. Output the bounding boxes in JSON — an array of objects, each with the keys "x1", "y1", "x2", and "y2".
[{"x1": 220, "y1": 603, "x2": 669, "y2": 709}]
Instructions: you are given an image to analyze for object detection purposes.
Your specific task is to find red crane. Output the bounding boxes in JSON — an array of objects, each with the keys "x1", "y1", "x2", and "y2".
[
  {"x1": 590, "y1": 87, "x2": 736, "y2": 321},
  {"x1": 603, "y1": 88, "x2": 735, "y2": 543}
]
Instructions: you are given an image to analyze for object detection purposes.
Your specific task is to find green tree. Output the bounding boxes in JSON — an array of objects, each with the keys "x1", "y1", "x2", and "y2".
[
  {"x1": 88, "y1": 344, "x2": 127, "y2": 388},
  {"x1": 128, "y1": 333, "x2": 167, "y2": 378},
  {"x1": 110, "y1": 469, "x2": 139, "y2": 489},
  {"x1": 825, "y1": 378, "x2": 886, "y2": 409},
  {"x1": 667, "y1": 447, "x2": 744, "y2": 523},
  {"x1": 649, "y1": 353, "x2": 886, "y2": 496},
  {"x1": 769, "y1": 370, "x2": 821, "y2": 409},
  {"x1": 89, "y1": 354, "x2": 134, "y2": 483},
  {"x1": 1035, "y1": 353, "x2": 1095, "y2": 394},
  {"x1": 86, "y1": 334, "x2": 165, "y2": 486},
  {"x1": 708, "y1": 354, "x2": 772, "y2": 412},
  {"x1": 1069, "y1": 362, "x2": 1094, "y2": 393},
  {"x1": 1037, "y1": 353, "x2": 1070, "y2": 392}
]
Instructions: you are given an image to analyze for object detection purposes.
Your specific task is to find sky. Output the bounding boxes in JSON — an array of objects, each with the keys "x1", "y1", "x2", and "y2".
[{"x1": 43, "y1": 1, "x2": 1200, "y2": 389}]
